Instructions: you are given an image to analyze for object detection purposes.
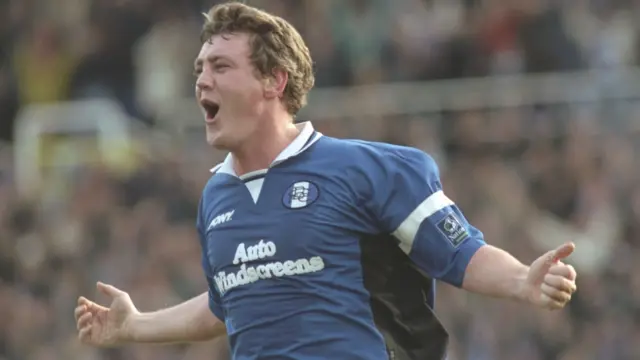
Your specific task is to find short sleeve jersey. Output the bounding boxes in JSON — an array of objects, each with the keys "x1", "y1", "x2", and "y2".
[{"x1": 196, "y1": 122, "x2": 485, "y2": 360}]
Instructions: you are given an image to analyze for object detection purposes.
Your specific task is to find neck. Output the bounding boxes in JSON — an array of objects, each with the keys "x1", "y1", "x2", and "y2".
[{"x1": 232, "y1": 119, "x2": 300, "y2": 176}]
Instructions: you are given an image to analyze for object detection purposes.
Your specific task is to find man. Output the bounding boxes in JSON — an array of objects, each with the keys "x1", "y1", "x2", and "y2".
[{"x1": 74, "y1": 2, "x2": 577, "y2": 360}]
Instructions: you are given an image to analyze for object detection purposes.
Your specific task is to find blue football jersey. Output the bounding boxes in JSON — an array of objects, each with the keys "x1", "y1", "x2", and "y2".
[{"x1": 197, "y1": 122, "x2": 486, "y2": 360}]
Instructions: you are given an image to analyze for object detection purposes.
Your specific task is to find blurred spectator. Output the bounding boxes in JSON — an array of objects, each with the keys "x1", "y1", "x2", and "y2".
[
  {"x1": 134, "y1": 0, "x2": 201, "y2": 121},
  {"x1": 69, "y1": 1, "x2": 151, "y2": 119},
  {"x1": 516, "y1": 1, "x2": 586, "y2": 73},
  {"x1": 0, "y1": 66, "x2": 18, "y2": 143},
  {"x1": 0, "y1": 0, "x2": 20, "y2": 142},
  {"x1": 12, "y1": 22, "x2": 75, "y2": 105},
  {"x1": 329, "y1": 0, "x2": 394, "y2": 84}
]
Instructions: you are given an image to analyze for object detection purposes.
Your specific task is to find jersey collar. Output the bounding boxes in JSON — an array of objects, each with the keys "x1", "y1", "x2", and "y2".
[{"x1": 210, "y1": 121, "x2": 322, "y2": 177}]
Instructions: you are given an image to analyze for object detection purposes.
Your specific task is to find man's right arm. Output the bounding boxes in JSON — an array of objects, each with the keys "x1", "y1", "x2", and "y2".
[{"x1": 124, "y1": 292, "x2": 226, "y2": 344}]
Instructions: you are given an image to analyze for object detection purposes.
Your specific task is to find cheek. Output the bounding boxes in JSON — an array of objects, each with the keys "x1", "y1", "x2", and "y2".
[
  {"x1": 229, "y1": 73, "x2": 262, "y2": 96},
  {"x1": 216, "y1": 74, "x2": 264, "y2": 115}
]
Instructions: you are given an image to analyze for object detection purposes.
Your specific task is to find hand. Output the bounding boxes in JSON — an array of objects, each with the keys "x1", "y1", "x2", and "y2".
[
  {"x1": 524, "y1": 242, "x2": 578, "y2": 310},
  {"x1": 75, "y1": 282, "x2": 140, "y2": 346}
]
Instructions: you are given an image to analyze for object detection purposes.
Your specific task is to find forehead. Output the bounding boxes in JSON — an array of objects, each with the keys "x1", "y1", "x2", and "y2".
[{"x1": 196, "y1": 33, "x2": 251, "y2": 61}]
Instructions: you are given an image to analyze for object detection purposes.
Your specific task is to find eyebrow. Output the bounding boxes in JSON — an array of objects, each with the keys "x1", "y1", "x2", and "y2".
[{"x1": 194, "y1": 55, "x2": 232, "y2": 68}]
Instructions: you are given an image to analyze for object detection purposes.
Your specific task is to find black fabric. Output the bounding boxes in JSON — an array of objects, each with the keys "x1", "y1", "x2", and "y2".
[{"x1": 361, "y1": 234, "x2": 449, "y2": 360}]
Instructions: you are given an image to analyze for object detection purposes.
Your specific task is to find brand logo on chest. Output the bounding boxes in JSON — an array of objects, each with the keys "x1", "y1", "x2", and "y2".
[{"x1": 208, "y1": 210, "x2": 235, "y2": 230}]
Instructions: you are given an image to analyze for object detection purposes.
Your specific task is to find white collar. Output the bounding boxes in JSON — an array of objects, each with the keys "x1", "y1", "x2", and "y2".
[{"x1": 210, "y1": 121, "x2": 321, "y2": 178}]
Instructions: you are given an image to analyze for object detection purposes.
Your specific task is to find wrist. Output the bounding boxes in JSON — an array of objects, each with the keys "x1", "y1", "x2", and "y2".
[
  {"x1": 121, "y1": 311, "x2": 142, "y2": 343},
  {"x1": 513, "y1": 266, "x2": 532, "y2": 303}
]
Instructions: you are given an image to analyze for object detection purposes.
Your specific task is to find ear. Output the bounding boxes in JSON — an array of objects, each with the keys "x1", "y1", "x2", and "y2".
[{"x1": 264, "y1": 68, "x2": 288, "y2": 100}]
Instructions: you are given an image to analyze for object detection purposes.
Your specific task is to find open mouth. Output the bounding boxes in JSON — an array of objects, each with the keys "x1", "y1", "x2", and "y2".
[{"x1": 201, "y1": 99, "x2": 220, "y2": 121}]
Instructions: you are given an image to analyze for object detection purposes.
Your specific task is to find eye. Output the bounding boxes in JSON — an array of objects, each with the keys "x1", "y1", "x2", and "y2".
[
  {"x1": 193, "y1": 68, "x2": 202, "y2": 77},
  {"x1": 214, "y1": 64, "x2": 229, "y2": 71}
]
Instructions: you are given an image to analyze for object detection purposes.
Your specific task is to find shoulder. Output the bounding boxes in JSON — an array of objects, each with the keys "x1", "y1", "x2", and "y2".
[
  {"x1": 202, "y1": 170, "x2": 228, "y2": 195},
  {"x1": 319, "y1": 137, "x2": 439, "y2": 176},
  {"x1": 312, "y1": 138, "x2": 441, "y2": 202}
]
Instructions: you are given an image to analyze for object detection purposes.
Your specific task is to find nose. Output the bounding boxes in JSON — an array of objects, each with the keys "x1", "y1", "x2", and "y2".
[{"x1": 196, "y1": 72, "x2": 213, "y2": 92}]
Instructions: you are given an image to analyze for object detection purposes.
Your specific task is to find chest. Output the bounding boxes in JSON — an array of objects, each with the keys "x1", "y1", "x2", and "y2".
[{"x1": 201, "y1": 171, "x2": 363, "y2": 275}]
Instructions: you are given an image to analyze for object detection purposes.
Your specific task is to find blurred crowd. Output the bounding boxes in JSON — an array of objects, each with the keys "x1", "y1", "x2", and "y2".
[
  {"x1": 1, "y1": 0, "x2": 640, "y2": 359},
  {"x1": 3, "y1": 0, "x2": 640, "y2": 137}
]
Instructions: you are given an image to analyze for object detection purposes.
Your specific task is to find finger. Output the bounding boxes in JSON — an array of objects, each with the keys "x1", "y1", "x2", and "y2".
[
  {"x1": 549, "y1": 264, "x2": 578, "y2": 282},
  {"x1": 541, "y1": 283, "x2": 572, "y2": 303},
  {"x1": 540, "y1": 293, "x2": 565, "y2": 310},
  {"x1": 97, "y1": 282, "x2": 124, "y2": 298},
  {"x1": 78, "y1": 297, "x2": 108, "y2": 315},
  {"x1": 74, "y1": 305, "x2": 86, "y2": 321},
  {"x1": 78, "y1": 326, "x2": 92, "y2": 343},
  {"x1": 87, "y1": 301, "x2": 109, "y2": 314},
  {"x1": 77, "y1": 312, "x2": 93, "y2": 331},
  {"x1": 551, "y1": 242, "x2": 575, "y2": 262},
  {"x1": 567, "y1": 264, "x2": 577, "y2": 281},
  {"x1": 78, "y1": 296, "x2": 90, "y2": 306},
  {"x1": 544, "y1": 273, "x2": 577, "y2": 293}
]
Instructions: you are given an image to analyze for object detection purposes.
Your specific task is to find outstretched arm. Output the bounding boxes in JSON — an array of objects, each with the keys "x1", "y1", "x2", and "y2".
[
  {"x1": 125, "y1": 291, "x2": 226, "y2": 343},
  {"x1": 75, "y1": 283, "x2": 226, "y2": 347},
  {"x1": 361, "y1": 146, "x2": 577, "y2": 309},
  {"x1": 462, "y1": 242, "x2": 577, "y2": 309}
]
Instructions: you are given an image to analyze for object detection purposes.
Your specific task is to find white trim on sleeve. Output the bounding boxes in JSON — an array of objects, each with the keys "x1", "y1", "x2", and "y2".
[{"x1": 391, "y1": 190, "x2": 454, "y2": 254}]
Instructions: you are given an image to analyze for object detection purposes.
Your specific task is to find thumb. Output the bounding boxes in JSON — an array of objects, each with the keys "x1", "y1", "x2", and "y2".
[
  {"x1": 531, "y1": 242, "x2": 576, "y2": 278},
  {"x1": 549, "y1": 242, "x2": 576, "y2": 263},
  {"x1": 97, "y1": 282, "x2": 124, "y2": 298}
]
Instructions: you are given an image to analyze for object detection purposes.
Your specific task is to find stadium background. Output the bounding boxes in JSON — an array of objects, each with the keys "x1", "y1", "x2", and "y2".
[{"x1": 1, "y1": 0, "x2": 639, "y2": 359}]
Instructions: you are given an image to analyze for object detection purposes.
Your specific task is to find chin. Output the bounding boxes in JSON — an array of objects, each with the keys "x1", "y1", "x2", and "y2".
[
  {"x1": 207, "y1": 137, "x2": 225, "y2": 149},
  {"x1": 207, "y1": 133, "x2": 232, "y2": 150}
]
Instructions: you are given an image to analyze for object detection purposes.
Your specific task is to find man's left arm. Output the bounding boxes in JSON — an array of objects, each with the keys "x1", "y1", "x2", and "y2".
[
  {"x1": 367, "y1": 148, "x2": 577, "y2": 309},
  {"x1": 461, "y1": 242, "x2": 577, "y2": 309}
]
